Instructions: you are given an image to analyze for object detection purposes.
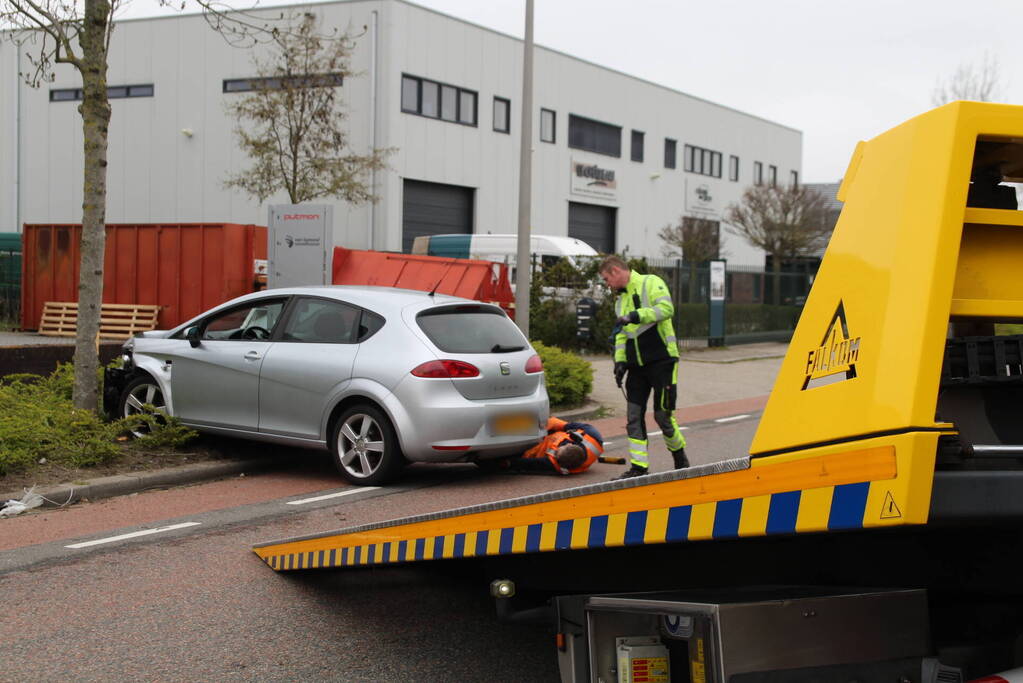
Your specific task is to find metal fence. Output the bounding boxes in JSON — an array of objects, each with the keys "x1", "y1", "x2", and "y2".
[
  {"x1": 0, "y1": 233, "x2": 20, "y2": 329},
  {"x1": 528, "y1": 257, "x2": 814, "y2": 351}
]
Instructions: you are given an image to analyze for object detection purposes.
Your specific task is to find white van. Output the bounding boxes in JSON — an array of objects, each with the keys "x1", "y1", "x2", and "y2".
[{"x1": 411, "y1": 233, "x2": 599, "y2": 271}]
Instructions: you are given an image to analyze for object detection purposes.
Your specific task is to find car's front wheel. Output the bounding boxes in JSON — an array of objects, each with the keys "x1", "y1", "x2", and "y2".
[
  {"x1": 119, "y1": 375, "x2": 168, "y2": 438},
  {"x1": 331, "y1": 404, "x2": 404, "y2": 486}
]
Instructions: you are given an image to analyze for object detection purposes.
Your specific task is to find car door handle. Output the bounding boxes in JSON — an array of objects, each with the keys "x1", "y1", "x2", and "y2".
[{"x1": 244, "y1": 350, "x2": 262, "y2": 361}]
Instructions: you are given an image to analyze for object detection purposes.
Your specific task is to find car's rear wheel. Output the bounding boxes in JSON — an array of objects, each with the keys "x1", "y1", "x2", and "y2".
[
  {"x1": 331, "y1": 404, "x2": 404, "y2": 486},
  {"x1": 119, "y1": 375, "x2": 168, "y2": 438}
]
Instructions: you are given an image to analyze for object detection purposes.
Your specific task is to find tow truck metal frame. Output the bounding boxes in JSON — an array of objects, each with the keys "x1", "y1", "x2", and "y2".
[{"x1": 253, "y1": 101, "x2": 1023, "y2": 575}]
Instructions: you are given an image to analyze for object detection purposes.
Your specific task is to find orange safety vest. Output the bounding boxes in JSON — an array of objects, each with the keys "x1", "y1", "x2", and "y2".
[{"x1": 522, "y1": 417, "x2": 602, "y2": 474}]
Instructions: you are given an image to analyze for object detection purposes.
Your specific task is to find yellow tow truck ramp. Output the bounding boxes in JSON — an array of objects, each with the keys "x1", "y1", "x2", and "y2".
[{"x1": 254, "y1": 101, "x2": 1023, "y2": 573}]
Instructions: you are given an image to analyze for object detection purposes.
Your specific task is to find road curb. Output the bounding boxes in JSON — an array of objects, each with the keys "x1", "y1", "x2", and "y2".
[
  {"x1": 552, "y1": 402, "x2": 607, "y2": 422},
  {"x1": 0, "y1": 402, "x2": 610, "y2": 511},
  {"x1": 2, "y1": 457, "x2": 279, "y2": 511}
]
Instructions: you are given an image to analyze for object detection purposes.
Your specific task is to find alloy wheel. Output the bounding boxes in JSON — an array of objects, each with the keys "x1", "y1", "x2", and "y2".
[{"x1": 337, "y1": 413, "x2": 386, "y2": 479}]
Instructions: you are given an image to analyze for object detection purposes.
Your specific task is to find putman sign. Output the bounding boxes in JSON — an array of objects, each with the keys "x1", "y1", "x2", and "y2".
[{"x1": 570, "y1": 159, "x2": 618, "y2": 200}]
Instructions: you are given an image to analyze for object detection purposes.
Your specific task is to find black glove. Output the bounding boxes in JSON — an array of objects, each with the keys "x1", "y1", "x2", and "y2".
[
  {"x1": 616, "y1": 311, "x2": 640, "y2": 325},
  {"x1": 568, "y1": 431, "x2": 583, "y2": 444},
  {"x1": 614, "y1": 362, "x2": 627, "y2": 387}
]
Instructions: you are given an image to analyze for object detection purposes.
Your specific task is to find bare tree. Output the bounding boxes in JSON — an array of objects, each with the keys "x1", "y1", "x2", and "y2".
[
  {"x1": 2, "y1": 0, "x2": 118, "y2": 410},
  {"x1": 658, "y1": 216, "x2": 721, "y2": 303},
  {"x1": 724, "y1": 184, "x2": 830, "y2": 305},
  {"x1": 222, "y1": 13, "x2": 390, "y2": 204},
  {"x1": 932, "y1": 52, "x2": 1003, "y2": 106},
  {"x1": 1, "y1": 2, "x2": 352, "y2": 411}
]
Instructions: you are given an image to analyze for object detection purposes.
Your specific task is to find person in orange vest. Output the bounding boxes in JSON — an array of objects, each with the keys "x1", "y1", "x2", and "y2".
[{"x1": 498, "y1": 417, "x2": 604, "y2": 475}]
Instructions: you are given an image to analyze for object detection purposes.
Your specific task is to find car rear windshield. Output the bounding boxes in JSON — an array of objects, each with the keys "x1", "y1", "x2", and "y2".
[{"x1": 417, "y1": 306, "x2": 526, "y2": 353}]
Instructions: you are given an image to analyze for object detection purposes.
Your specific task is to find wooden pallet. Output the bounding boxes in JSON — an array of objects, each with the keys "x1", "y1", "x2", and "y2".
[{"x1": 38, "y1": 301, "x2": 161, "y2": 340}]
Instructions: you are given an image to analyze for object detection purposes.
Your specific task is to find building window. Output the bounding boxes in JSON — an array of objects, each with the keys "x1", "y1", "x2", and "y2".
[
  {"x1": 459, "y1": 90, "x2": 476, "y2": 125},
  {"x1": 683, "y1": 144, "x2": 722, "y2": 178},
  {"x1": 400, "y1": 74, "x2": 477, "y2": 127},
  {"x1": 540, "y1": 108, "x2": 556, "y2": 143},
  {"x1": 790, "y1": 170, "x2": 799, "y2": 187},
  {"x1": 729, "y1": 155, "x2": 739, "y2": 182},
  {"x1": 493, "y1": 97, "x2": 510, "y2": 133},
  {"x1": 50, "y1": 84, "x2": 155, "y2": 102},
  {"x1": 630, "y1": 130, "x2": 644, "y2": 162},
  {"x1": 441, "y1": 85, "x2": 458, "y2": 122},
  {"x1": 753, "y1": 161, "x2": 764, "y2": 185},
  {"x1": 768, "y1": 165, "x2": 778, "y2": 187},
  {"x1": 223, "y1": 74, "x2": 342, "y2": 93},
  {"x1": 421, "y1": 81, "x2": 439, "y2": 117},
  {"x1": 568, "y1": 114, "x2": 621, "y2": 157},
  {"x1": 664, "y1": 138, "x2": 677, "y2": 169},
  {"x1": 401, "y1": 76, "x2": 418, "y2": 112}
]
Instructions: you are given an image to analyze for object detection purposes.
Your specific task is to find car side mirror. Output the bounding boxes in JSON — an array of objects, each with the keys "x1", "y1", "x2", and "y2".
[{"x1": 185, "y1": 325, "x2": 201, "y2": 348}]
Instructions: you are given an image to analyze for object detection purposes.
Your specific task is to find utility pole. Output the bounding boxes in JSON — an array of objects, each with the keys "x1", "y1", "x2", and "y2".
[{"x1": 514, "y1": 0, "x2": 534, "y2": 336}]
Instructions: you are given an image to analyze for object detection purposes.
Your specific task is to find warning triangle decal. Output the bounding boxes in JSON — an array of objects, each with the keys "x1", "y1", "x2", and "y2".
[
  {"x1": 880, "y1": 491, "x2": 902, "y2": 519},
  {"x1": 802, "y1": 301, "x2": 862, "y2": 390}
]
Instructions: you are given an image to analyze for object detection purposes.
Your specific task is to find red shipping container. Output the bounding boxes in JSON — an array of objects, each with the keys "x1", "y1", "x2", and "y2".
[
  {"x1": 21, "y1": 223, "x2": 267, "y2": 331},
  {"x1": 332, "y1": 247, "x2": 515, "y2": 318}
]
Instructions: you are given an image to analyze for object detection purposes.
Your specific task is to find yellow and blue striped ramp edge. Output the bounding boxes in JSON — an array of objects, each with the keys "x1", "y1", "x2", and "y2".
[{"x1": 254, "y1": 434, "x2": 924, "y2": 572}]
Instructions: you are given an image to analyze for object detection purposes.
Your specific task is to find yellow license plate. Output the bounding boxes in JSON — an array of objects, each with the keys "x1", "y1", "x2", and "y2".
[{"x1": 493, "y1": 413, "x2": 536, "y2": 435}]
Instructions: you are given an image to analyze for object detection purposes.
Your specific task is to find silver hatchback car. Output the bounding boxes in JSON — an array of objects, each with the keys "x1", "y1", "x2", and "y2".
[{"x1": 105, "y1": 286, "x2": 550, "y2": 485}]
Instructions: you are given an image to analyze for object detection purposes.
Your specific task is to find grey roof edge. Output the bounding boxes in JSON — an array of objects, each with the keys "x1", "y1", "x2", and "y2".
[{"x1": 103, "y1": 0, "x2": 803, "y2": 136}]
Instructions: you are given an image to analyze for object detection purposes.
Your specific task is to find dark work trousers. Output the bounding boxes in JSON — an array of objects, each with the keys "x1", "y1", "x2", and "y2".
[{"x1": 624, "y1": 360, "x2": 686, "y2": 469}]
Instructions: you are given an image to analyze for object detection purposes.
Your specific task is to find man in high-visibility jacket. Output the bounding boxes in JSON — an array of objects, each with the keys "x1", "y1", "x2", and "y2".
[
  {"x1": 498, "y1": 416, "x2": 603, "y2": 475},
  {"x1": 599, "y1": 255, "x2": 689, "y2": 479}
]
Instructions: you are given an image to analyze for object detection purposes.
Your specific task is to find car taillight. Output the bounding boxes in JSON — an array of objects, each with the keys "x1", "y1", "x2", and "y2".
[
  {"x1": 524, "y1": 354, "x2": 543, "y2": 374},
  {"x1": 411, "y1": 359, "x2": 481, "y2": 378}
]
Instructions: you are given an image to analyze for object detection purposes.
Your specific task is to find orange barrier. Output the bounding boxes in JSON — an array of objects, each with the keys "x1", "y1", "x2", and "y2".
[
  {"x1": 21, "y1": 223, "x2": 267, "y2": 331},
  {"x1": 331, "y1": 247, "x2": 515, "y2": 318}
]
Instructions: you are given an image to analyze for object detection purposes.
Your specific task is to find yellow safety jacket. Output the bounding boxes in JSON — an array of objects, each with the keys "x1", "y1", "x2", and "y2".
[{"x1": 614, "y1": 270, "x2": 678, "y2": 367}]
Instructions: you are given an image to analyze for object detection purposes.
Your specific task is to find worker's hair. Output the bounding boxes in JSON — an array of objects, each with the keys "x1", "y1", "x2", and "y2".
[
  {"x1": 599, "y1": 255, "x2": 629, "y2": 274},
  {"x1": 555, "y1": 443, "x2": 587, "y2": 470}
]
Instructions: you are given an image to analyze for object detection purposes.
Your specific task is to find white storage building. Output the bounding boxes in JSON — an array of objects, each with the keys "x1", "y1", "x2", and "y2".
[{"x1": 0, "y1": 0, "x2": 803, "y2": 266}]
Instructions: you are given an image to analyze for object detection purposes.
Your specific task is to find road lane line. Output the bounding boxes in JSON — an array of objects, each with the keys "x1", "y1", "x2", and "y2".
[
  {"x1": 714, "y1": 414, "x2": 750, "y2": 423},
  {"x1": 286, "y1": 487, "x2": 381, "y2": 505},
  {"x1": 65, "y1": 522, "x2": 201, "y2": 549}
]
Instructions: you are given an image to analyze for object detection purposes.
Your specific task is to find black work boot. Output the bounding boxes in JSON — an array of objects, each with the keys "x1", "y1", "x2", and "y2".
[
  {"x1": 671, "y1": 448, "x2": 690, "y2": 469},
  {"x1": 613, "y1": 465, "x2": 649, "y2": 481}
]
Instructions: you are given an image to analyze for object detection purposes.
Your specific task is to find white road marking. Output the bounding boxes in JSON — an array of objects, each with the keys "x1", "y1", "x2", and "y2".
[
  {"x1": 607, "y1": 425, "x2": 691, "y2": 447},
  {"x1": 286, "y1": 487, "x2": 381, "y2": 505},
  {"x1": 65, "y1": 522, "x2": 201, "y2": 549},
  {"x1": 714, "y1": 414, "x2": 750, "y2": 423}
]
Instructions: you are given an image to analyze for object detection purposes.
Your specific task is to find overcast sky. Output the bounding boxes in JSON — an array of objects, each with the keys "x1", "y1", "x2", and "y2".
[{"x1": 131, "y1": 0, "x2": 1022, "y2": 182}]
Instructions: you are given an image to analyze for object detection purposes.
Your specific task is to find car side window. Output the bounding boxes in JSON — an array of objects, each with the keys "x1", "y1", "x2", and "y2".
[
  {"x1": 281, "y1": 298, "x2": 360, "y2": 344},
  {"x1": 201, "y1": 300, "x2": 286, "y2": 341},
  {"x1": 357, "y1": 310, "x2": 385, "y2": 342}
]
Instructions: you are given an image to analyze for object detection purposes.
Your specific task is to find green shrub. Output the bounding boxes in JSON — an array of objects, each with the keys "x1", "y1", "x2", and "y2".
[
  {"x1": 533, "y1": 341, "x2": 593, "y2": 408},
  {"x1": 0, "y1": 363, "x2": 195, "y2": 477}
]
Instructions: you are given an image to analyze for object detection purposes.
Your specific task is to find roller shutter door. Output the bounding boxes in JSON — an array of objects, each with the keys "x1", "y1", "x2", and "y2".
[
  {"x1": 402, "y1": 179, "x2": 474, "y2": 253},
  {"x1": 568, "y1": 201, "x2": 616, "y2": 254}
]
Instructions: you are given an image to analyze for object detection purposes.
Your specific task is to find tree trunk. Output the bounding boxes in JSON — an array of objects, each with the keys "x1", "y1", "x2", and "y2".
[{"x1": 72, "y1": 0, "x2": 112, "y2": 411}]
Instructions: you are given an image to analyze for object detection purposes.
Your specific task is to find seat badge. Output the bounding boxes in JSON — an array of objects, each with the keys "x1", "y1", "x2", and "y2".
[{"x1": 499, "y1": 361, "x2": 511, "y2": 375}]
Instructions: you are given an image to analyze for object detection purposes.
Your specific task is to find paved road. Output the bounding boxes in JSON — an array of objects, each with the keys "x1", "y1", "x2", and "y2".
[
  {"x1": 0, "y1": 414, "x2": 760, "y2": 681},
  {"x1": 0, "y1": 340, "x2": 783, "y2": 680}
]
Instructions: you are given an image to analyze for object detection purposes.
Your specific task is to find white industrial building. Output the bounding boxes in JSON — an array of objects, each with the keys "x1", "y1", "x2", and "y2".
[{"x1": 0, "y1": 0, "x2": 802, "y2": 266}]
